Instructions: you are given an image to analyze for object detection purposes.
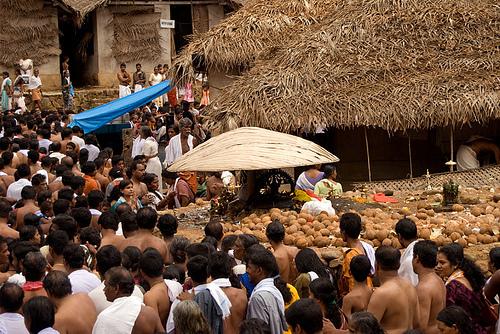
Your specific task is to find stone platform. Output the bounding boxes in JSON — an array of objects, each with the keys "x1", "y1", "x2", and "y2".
[{"x1": 28, "y1": 87, "x2": 119, "y2": 111}]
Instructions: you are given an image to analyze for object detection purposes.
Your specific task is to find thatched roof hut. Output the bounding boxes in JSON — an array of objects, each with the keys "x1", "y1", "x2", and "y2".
[
  {"x1": 171, "y1": 0, "x2": 332, "y2": 85},
  {"x1": 0, "y1": 0, "x2": 60, "y2": 66},
  {"x1": 59, "y1": 0, "x2": 108, "y2": 19},
  {"x1": 203, "y1": 0, "x2": 500, "y2": 133}
]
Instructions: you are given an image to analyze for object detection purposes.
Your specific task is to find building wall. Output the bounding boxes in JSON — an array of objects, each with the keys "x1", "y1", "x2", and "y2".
[
  {"x1": 94, "y1": 5, "x2": 173, "y2": 88},
  {"x1": 0, "y1": 6, "x2": 61, "y2": 91}
]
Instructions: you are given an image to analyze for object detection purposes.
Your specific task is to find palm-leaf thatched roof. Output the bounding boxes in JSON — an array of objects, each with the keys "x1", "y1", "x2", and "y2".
[
  {"x1": 204, "y1": 0, "x2": 500, "y2": 133},
  {"x1": 171, "y1": 0, "x2": 332, "y2": 84},
  {"x1": 59, "y1": 0, "x2": 108, "y2": 18},
  {"x1": 168, "y1": 127, "x2": 339, "y2": 172}
]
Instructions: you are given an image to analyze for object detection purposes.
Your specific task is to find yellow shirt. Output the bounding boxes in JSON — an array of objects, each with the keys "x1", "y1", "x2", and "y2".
[{"x1": 283, "y1": 284, "x2": 300, "y2": 334}]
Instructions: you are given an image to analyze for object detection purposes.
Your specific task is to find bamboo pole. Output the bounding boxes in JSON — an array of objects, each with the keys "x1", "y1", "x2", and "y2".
[
  {"x1": 408, "y1": 135, "x2": 413, "y2": 178},
  {"x1": 364, "y1": 128, "x2": 372, "y2": 182}
]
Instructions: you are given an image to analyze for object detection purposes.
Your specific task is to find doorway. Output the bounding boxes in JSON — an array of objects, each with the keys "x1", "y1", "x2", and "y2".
[
  {"x1": 58, "y1": 10, "x2": 96, "y2": 87},
  {"x1": 171, "y1": 5, "x2": 193, "y2": 53}
]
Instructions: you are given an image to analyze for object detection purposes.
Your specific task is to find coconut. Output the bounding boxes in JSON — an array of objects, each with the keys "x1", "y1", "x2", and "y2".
[
  {"x1": 295, "y1": 238, "x2": 308, "y2": 249},
  {"x1": 416, "y1": 212, "x2": 428, "y2": 220},
  {"x1": 372, "y1": 239, "x2": 381, "y2": 247},
  {"x1": 451, "y1": 204, "x2": 465, "y2": 212},
  {"x1": 287, "y1": 225, "x2": 298, "y2": 234},
  {"x1": 297, "y1": 218, "x2": 307, "y2": 225},
  {"x1": 450, "y1": 232, "x2": 461, "y2": 241},
  {"x1": 313, "y1": 222, "x2": 324, "y2": 231},
  {"x1": 467, "y1": 235, "x2": 477, "y2": 245},
  {"x1": 457, "y1": 238, "x2": 467, "y2": 248},
  {"x1": 376, "y1": 229, "x2": 389, "y2": 242},
  {"x1": 284, "y1": 235, "x2": 295, "y2": 245},
  {"x1": 320, "y1": 228, "x2": 330, "y2": 237},
  {"x1": 365, "y1": 229, "x2": 376, "y2": 240},
  {"x1": 391, "y1": 238, "x2": 402, "y2": 248},
  {"x1": 471, "y1": 207, "x2": 483, "y2": 217},
  {"x1": 419, "y1": 228, "x2": 431, "y2": 240},
  {"x1": 382, "y1": 238, "x2": 392, "y2": 246}
]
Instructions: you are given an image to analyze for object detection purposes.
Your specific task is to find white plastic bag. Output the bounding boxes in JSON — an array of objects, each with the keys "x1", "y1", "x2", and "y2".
[{"x1": 301, "y1": 198, "x2": 336, "y2": 217}]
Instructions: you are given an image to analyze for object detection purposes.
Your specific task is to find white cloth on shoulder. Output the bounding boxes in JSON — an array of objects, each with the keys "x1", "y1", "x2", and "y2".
[
  {"x1": 250, "y1": 278, "x2": 285, "y2": 315},
  {"x1": 308, "y1": 271, "x2": 319, "y2": 282},
  {"x1": 164, "y1": 133, "x2": 193, "y2": 167},
  {"x1": 92, "y1": 295, "x2": 143, "y2": 334},
  {"x1": 207, "y1": 278, "x2": 232, "y2": 319},
  {"x1": 165, "y1": 279, "x2": 188, "y2": 333},
  {"x1": 360, "y1": 240, "x2": 376, "y2": 275}
]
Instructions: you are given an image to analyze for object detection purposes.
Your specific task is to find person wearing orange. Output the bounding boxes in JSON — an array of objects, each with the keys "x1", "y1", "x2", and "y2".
[
  {"x1": 81, "y1": 161, "x2": 101, "y2": 196},
  {"x1": 338, "y1": 213, "x2": 375, "y2": 296}
]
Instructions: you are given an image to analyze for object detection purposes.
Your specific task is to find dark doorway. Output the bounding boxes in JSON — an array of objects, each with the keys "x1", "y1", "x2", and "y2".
[
  {"x1": 171, "y1": 5, "x2": 193, "y2": 53},
  {"x1": 58, "y1": 10, "x2": 95, "y2": 87}
]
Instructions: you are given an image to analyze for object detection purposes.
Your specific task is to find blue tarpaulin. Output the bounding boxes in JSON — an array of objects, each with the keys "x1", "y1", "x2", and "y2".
[{"x1": 68, "y1": 80, "x2": 172, "y2": 134}]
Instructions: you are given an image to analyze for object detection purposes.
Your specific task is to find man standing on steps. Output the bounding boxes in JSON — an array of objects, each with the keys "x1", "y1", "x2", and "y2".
[
  {"x1": 133, "y1": 63, "x2": 146, "y2": 93},
  {"x1": 117, "y1": 63, "x2": 131, "y2": 98}
]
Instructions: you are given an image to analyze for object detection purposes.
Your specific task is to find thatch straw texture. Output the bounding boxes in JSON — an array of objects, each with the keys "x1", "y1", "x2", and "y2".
[
  {"x1": 111, "y1": 11, "x2": 164, "y2": 64},
  {"x1": 0, "y1": 0, "x2": 60, "y2": 66},
  {"x1": 204, "y1": 0, "x2": 500, "y2": 133},
  {"x1": 170, "y1": 0, "x2": 332, "y2": 85},
  {"x1": 168, "y1": 127, "x2": 339, "y2": 172},
  {"x1": 61, "y1": 0, "x2": 108, "y2": 18}
]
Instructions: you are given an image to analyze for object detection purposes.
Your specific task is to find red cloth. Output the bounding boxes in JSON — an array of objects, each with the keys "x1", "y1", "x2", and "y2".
[
  {"x1": 305, "y1": 189, "x2": 322, "y2": 201},
  {"x1": 23, "y1": 281, "x2": 44, "y2": 291},
  {"x1": 373, "y1": 193, "x2": 398, "y2": 203}
]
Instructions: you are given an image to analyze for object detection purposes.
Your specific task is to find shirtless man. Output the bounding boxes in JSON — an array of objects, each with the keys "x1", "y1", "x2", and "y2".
[
  {"x1": 98, "y1": 211, "x2": 125, "y2": 248},
  {"x1": 118, "y1": 207, "x2": 168, "y2": 263},
  {"x1": 15, "y1": 186, "x2": 39, "y2": 230},
  {"x1": 46, "y1": 230, "x2": 69, "y2": 272},
  {"x1": 21, "y1": 251, "x2": 48, "y2": 304},
  {"x1": 40, "y1": 156, "x2": 56, "y2": 184},
  {"x1": 117, "y1": 63, "x2": 131, "y2": 99},
  {"x1": 2, "y1": 151, "x2": 17, "y2": 176},
  {"x1": 209, "y1": 251, "x2": 247, "y2": 334},
  {"x1": 44, "y1": 271, "x2": 97, "y2": 333},
  {"x1": 94, "y1": 158, "x2": 110, "y2": 192},
  {"x1": 0, "y1": 199, "x2": 18, "y2": 239},
  {"x1": 93, "y1": 266, "x2": 163, "y2": 334},
  {"x1": 59, "y1": 128, "x2": 74, "y2": 154},
  {"x1": 412, "y1": 240, "x2": 446, "y2": 334},
  {"x1": 266, "y1": 220, "x2": 298, "y2": 283},
  {"x1": 342, "y1": 255, "x2": 373, "y2": 319},
  {"x1": 129, "y1": 161, "x2": 148, "y2": 199},
  {"x1": 367, "y1": 246, "x2": 419, "y2": 334},
  {"x1": 0, "y1": 156, "x2": 15, "y2": 188},
  {"x1": 140, "y1": 249, "x2": 171, "y2": 328}
]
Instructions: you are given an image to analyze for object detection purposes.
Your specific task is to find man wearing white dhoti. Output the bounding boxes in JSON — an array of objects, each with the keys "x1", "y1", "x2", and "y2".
[
  {"x1": 117, "y1": 63, "x2": 131, "y2": 99},
  {"x1": 163, "y1": 118, "x2": 196, "y2": 168},
  {"x1": 140, "y1": 127, "x2": 162, "y2": 191},
  {"x1": 92, "y1": 267, "x2": 163, "y2": 334}
]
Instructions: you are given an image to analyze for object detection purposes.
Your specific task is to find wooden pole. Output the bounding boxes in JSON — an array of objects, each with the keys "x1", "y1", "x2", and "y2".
[
  {"x1": 364, "y1": 128, "x2": 372, "y2": 182},
  {"x1": 450, "y1": 127, "x2": 454, "y2": 172},
  {"x1": 408, "y1": 135, "x2": 413, "y2": 179}
]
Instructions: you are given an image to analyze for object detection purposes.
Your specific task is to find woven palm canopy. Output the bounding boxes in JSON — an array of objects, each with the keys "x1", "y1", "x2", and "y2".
[
  {"x1": 167, "y1": 127, "x2": 339, "y2": 172},
  {"x1": 180, "y1": 0, "x2": 500, "y2": 133}
]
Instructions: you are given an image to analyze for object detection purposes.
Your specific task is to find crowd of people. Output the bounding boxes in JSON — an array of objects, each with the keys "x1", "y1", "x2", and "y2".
[{"x1": 0, "y1": 62, "x2": 499, "y2": 334}]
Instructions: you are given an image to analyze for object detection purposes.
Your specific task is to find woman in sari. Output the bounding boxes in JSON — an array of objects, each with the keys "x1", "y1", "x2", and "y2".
[
  {"x1": 12, "y1": 68, "x2": 24, "y2": 111},
  {"x1": 1, "y1": 72, "x2": 12, "y2": 111},
  {"x1": 436, "y1": 243, "x2": 495, "y2": 334},
  {"x1": 110, "y1": 180, "x2": 142, "y2": 213},
  {"x1": 295, "y1": 165, "x2": 324, "y2": 191},
  {"x1": 140, "y1": 126, "x2": 162, "y2": 192},
  {"x1": 314, "y1": 165, "x2": 343, "y2": 198}
]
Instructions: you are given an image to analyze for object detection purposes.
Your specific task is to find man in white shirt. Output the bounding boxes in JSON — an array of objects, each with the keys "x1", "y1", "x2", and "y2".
[
  {"x1": 6, "y1": 164, "x2": 31, "y2": 201},
  {"x1": 37, "y1": 129, "x2": 52, "y2": 152},
  {"x1": 457, "y1": 137, "x2": 500, "y2": 171},
  {"x1": 70, "y1": 126, "x2": 85, "y2": 148},
  {"x1": 82, "y1": 135, "x2": 100, "y2": 162},
  {"x1": 89, "y1": 245, "x2": 143, "y2": 314},
  {"x1": 63, "y1": 243, "x2": 100, "y2": 294},
  {"x1": 0, "y1": 283, "x2": 29, "y2": 334},
  {"x1": 396, "y1": 218, "x2": 419, "y2": 286}
]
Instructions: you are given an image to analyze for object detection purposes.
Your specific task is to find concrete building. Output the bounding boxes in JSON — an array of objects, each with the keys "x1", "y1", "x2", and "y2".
[{"x1": 0, "y1": 0, "x2": 228, "y2": 91}]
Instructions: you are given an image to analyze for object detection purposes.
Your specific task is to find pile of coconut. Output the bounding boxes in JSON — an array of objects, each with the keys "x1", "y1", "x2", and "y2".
[{"x1": 223, "y1": 201, "x2": 500, "y2": 249}]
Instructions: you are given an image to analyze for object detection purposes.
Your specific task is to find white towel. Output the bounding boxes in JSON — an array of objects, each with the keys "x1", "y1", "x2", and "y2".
[
  {"x1": 308, "y1": 271, "x2": 319, "y2": 282},
  {"x1": 163, "y1": 134, "x2": 193, "y2": 167},
  {"x1": 207, "y1": 278, "x2": 232, "y2": 319},
  {"x1": 361, "y1": 240, "x2": 376, "y2": 275},
  {"x1": 119, "y1": 85, "x2": 131, "y2": 98},
  {"x1": 92, "y1": 295, "x2": 143, "y2": 334},
  {"x1": 164, "y1": 279, "x2": 183, "y2": 303},
  {"x1": 250, "y1": 278, "x2": 285, "y2": 315}
]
